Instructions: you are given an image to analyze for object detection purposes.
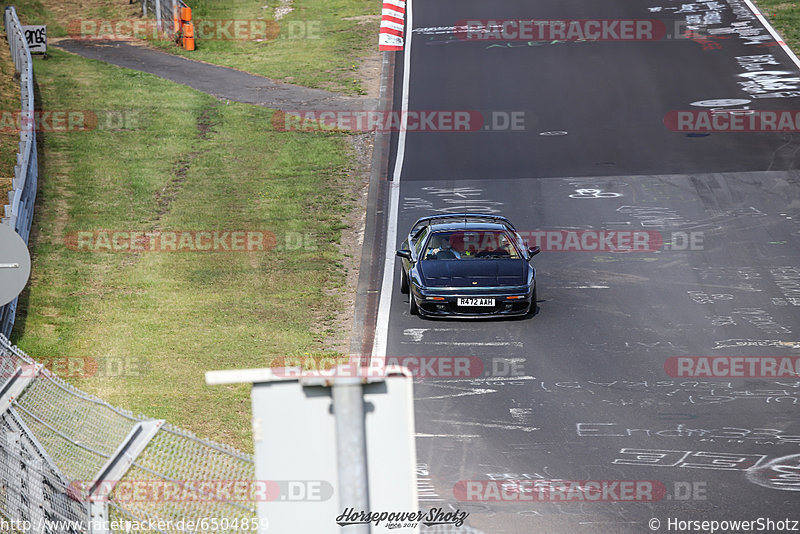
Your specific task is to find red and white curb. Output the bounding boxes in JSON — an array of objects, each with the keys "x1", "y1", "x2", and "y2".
[{"x1": 379, "y1": 0, "x2": 405, "y2": 50}]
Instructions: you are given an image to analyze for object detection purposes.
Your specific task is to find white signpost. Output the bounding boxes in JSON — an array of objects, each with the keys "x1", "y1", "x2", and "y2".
[
  {"x1": 22, "y1": 25, "x2": 46, "y2": 55},
  {"x1": 206, "y1": 365, "x2": 418, "y2": 533},
  {"x1": 0, "y1": 224, "x2": 31, "y2": 307}
]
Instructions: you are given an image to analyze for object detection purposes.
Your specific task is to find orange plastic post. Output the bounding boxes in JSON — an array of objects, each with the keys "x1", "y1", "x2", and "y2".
[
  {"x1": 181, "y1": 7, "x2": 192, "y2": 22},
  {"x1": 182, "y1": 21, "x2": 195, "y2": 50}
]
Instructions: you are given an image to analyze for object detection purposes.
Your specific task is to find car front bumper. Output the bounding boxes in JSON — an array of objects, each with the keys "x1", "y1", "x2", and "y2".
[{"x1": 411, "y1": 286, "x2": 534, "y2": 318}]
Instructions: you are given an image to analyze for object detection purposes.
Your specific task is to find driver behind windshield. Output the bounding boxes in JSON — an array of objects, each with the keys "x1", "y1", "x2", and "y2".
[{"x1": 432, "y1": 236, "x2": 461, "y2": 260}]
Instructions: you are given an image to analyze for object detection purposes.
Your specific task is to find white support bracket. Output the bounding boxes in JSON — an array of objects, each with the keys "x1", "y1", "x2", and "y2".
[
  {"x1": 0, "y1": 362, "x2": 42, "y2": 415},
  {"x1": 82, "y1": 419, "x2": 164, "y2": 533}
]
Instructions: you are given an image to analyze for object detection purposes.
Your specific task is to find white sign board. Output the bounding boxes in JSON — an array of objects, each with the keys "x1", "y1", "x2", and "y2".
[
  {"x1": 0, "y1": 224, "x2": 31, "y2": 306},
  {"x1": 250, "y1": 374, "x2": 418, "y2": 533},
  {"x1": 22, "y1": 25, "x2": 46, "y2": 54}
]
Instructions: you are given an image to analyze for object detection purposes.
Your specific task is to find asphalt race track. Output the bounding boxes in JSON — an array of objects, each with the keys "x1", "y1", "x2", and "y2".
[{"x1": 375, "y1": 0, "x2": 800, "y2": 531}]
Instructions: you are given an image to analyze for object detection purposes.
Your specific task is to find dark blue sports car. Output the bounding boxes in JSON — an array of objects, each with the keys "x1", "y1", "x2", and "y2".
[{"x1": 396, "y1": 214, "x2": 541, "y2": 318}]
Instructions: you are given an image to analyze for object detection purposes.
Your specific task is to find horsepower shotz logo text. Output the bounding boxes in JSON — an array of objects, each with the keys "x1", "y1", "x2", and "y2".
[{"x1": 455, "y1": 19, "x2": 665, "y2": 41}]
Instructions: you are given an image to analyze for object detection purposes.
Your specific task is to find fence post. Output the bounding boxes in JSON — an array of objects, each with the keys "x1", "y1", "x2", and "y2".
[
  {"x1": 155, "y1": 0, "x2": 162, "y2": 32},
  {"x1": 333, "y1": 379, "x2": 370, "y2": 534}
]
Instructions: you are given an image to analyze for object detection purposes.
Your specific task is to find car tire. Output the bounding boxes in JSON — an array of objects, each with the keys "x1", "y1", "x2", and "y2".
[
  {"x1": 409, "y1": 294, "x2": 419, "y2": 316},
  {"x1": 400, "y1": 267, "x2": 409, "y2": 294}
]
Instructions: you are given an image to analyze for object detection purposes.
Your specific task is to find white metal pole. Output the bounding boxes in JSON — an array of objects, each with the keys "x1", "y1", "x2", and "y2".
[{"x1": 333, "y1": 379, "x2": 371, "y2": 534}]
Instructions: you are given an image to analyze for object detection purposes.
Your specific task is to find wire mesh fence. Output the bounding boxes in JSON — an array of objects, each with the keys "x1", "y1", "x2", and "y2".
[
  {"x1": 0, "y1": 6, "x2": 38, "y2": 339},
  {"x1": 0, "y1": 334, "x2": 257, "y2": 533},
  {"x1": 140, "y1": 0, "x2": 191, "y2": 39},
  {"x1": 0, "y1": 4, "x2": 262, "y2": 532}
]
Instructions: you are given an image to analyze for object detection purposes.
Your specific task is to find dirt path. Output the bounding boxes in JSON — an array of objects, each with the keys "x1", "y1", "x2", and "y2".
[{"x1": 54, "y1": 39, "x2": 377, "y2": 111}]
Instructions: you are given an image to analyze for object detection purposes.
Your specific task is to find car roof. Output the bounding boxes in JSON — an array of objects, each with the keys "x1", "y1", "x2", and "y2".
[
  {"x1": 428, "y1": 222, "x2": 511, "y2": 232},
  {"x1": 410, "y1": 213, "x2": 517, "y2": 235}
]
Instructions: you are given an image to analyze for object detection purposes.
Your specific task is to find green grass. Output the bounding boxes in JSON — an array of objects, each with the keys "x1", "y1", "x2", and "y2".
[
  {"x1": 10, "y1": 0, "x2": 379, "y2": 95},
  {"x1": 12, "y1": 47, "x2": 358, "y2": 451},
  {"x1": 10, "y1": 0, "x2": 142, "y2": 37},
  {"x1": 751, "y1": 1, "x2": 800, "y2": 51},
  {"x1": 153, "y1": 0, "x2": 379, "y2": 95},
  {"x1": 0, "y1": 25, "x2": 20, "y2": 199}
]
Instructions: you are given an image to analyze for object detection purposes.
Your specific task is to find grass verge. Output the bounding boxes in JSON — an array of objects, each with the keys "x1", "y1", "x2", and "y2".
[
  {"x1": 11, "y1": 0, "x2": 380, "y2": 95},
  {"x1": 751, "y1": 1, "x2": 800, "y2": 52},
  {"x1": 0, "y1": 24, "x2": 21, "y2": 201},
  {"x1": 12, "y1": 46, "x2": 359, "y2": 452},
  {"x1": 153, "y1": 0, "x2": 380, "y2": 95}
]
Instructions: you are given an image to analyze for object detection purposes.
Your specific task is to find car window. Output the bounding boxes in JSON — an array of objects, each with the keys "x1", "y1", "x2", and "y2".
[
  {"x1": 413, "y1": 227, "x2": 429, "y2": 254},
  {"x1": 423, "y1": 230, "x2": 521, "y2": 260}
]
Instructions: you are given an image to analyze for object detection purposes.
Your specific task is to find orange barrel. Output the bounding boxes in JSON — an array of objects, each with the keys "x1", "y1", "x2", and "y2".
[
  {"x1": 182, "y1": 21, "x2": 195, "y2": 50},
  {"x1": 181, "y1": 6, "x2": 192, "y2": 22}
]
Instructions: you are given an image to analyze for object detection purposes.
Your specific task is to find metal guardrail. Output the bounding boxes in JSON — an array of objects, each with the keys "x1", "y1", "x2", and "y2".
[
  {"x1": 0, "y1": 7, "x2": 258, "y2": 532},
  {"x1": 141, "y1": 0, "x2": 191, "y2": 38},
  {"x1": 0, "y1": 6, "x2": 37, "y2": 339},
  {"x1": 0, "y1": 334, "x2": 257, "y2": 533}
]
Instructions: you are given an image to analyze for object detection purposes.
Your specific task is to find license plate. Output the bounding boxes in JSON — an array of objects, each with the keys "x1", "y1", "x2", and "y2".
[{"x1": 457, "y1": 298, "x2": 495, "y2": 307}]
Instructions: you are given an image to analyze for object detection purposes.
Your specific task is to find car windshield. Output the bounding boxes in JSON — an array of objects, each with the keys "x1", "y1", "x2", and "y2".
[{"x1": 423, "y1": 230, "x2": 521, "y2": 260}]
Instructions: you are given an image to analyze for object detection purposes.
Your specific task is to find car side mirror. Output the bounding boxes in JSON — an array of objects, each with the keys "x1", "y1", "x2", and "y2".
[
  {"x1": 528, "y1": 246, "x2": 541, "y2": 259},
  {"x1": 396, "y1": 249, "x2": 413, "y2": 260}
]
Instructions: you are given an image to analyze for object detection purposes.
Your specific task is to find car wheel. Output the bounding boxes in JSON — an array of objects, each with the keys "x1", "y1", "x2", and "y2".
[
  {"x1": 400, "y1": 267, "x2": 409, "y2": 294},
  {"x1": 409, "y1": 294, "x2": 419, "y2": 316}
]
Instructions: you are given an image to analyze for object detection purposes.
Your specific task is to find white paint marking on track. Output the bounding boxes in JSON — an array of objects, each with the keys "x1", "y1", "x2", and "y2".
[
  {"x1": 373, "y1": 0, "x2": 414, "y2": 359},
  {"x1": 403, "y1": 328, "x2": 428, "y2": 342},
  {"x1": 431, "y1": 420, "x2": 541, "y2": 432},
  {"x1": 424, "y1": 376, "x2": 537, "y2": 384},
  {"x1": 415, "y1": 433, "x2": 480, "y2": 438},
  {"x1": 401, "y1": 341, "x2": 524, "y2": 347},
  {"x1": 417, "y1": 388, "x2": 497, "y2": 400},
  {"x1": 402, "y1": 327, "x2": 465, "y2": 341},
  {"x1": 509, "y1": 407, "x2": 533, "y2": 423},
  {"x1": 550, "y1": 285, "x2": 610, "y2": 289}
]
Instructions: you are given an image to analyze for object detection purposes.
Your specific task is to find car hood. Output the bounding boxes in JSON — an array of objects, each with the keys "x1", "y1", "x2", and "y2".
[{"x1": 418, "y1": 259, "x2": 528, "y2": 288}]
